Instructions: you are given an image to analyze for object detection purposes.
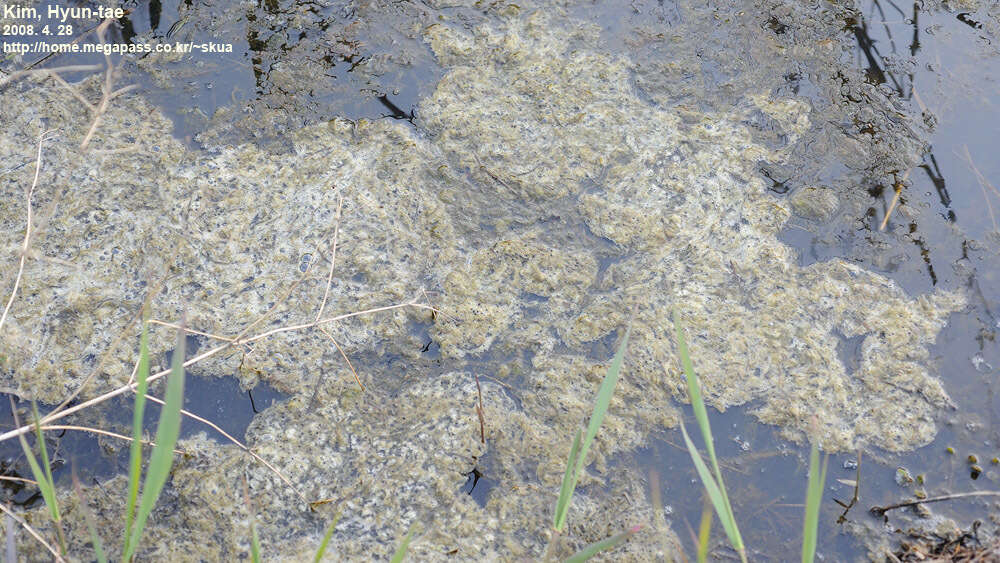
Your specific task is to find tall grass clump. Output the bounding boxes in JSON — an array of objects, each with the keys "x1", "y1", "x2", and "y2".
[
  {"x1": 121, "y1": 317, "x2": 186, "y2": 561},
  {"x1": 672, "y1": 310, "x2": 828, "y2": 562},
  {"x1": 13, "y1": 316, "x2": 186, "y2": 561}
]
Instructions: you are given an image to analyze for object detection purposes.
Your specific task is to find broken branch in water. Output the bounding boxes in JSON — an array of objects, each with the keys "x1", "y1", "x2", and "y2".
[{"x1": 871, "y1": 490, "x2": 1000, "y2": 518}]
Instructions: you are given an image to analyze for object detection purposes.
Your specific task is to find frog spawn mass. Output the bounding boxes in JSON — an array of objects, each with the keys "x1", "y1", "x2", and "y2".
[{"x1": 0, "y1": 10, "x2": 963, "y2": 561}]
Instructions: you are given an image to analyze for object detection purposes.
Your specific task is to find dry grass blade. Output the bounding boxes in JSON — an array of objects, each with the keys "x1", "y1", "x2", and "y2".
[
  {"x1": 79, "y1": 18, "x2": 138, "y2": 150},
  {"x1": 0, "y1": 503, "x2": 65, "y2": 563},
  {"x1": 318, "y1": 325, "x2": 363, "y2": 391},
  {"x1": 879, "y1": 169, "x2": 911, "y2": 231},
  {"x1": 0, "y1": 475, "x2": 36, "y2": 486},
  {"x1": 315, "y1": 194, "x2": 344, "y2": 322},
  {"x1": 475, "y1": 374, "x2": 485, "y2": 445},
  {"x1": 0, "y1": 130, "x2": 52, "y2": 333},
  {"x1": 38, "y1": 425, "x2": 183, "y2": 454},
  {"x1": 242, "y1": 475, "x2": 262, "y2": 563},
  {"x1": 959, "y1": 145, "x2": 1000, "y2": 233}
]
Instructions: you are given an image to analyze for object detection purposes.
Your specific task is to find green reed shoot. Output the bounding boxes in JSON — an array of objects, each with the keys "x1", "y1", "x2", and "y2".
[
  {"x1": 312, "y1": 511, "x2": 342, "y2": 562},
  {"x1": 697, "y1": 496, "x2": 712, "y2": 563},
  {"x1": 802, "y1": 442, "x2": 828, "y2": 563},
  {"x1": 565, "y1": 525, "x2": 642, "y2": 563},
  {"x1": 122, "y1": 321, "x2": 186, "y2": 561},
  {"x1": 123, "y1": 315, "x2": 151, "y2": 550},
  {"x1": 672, "y1": 310, "x2": 746, "y2": 563},
  {"x1": 72, "y1": 468, "x2": 107, "y2": 563},
  {"x1": 390, "y1": 522, "x2": 417, "y2": 563},
  {"x1": 553, "y1": 327, "x2": 632, "y2": 533},
  {"x1": 13, "y1": 400, "x2": 66, "y2": 554}
]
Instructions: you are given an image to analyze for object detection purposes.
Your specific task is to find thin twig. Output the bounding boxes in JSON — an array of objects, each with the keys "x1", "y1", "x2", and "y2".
[
  {"x1": 79, "y1": 18, "x2": 138, "y2": 150},
  {"x1": 38, "y1": 425, "x2": 183, "y2": 454},
  {"x1": 0, "y1": 503, "x2": 65, "y2": 563},
  {"x1": 879, "y1": 169, "x2": 911, "y2": 231},
  {"x1": 871, "y1": 490, "x2": 1000, "y2": 517},
  {"x1": 317, "y1": 325, "x2": 363, "y2": 391},
  {"x1": 316, "y1": 194, "x2": 344, "y2": 322},
  {"x1": 0, "y1": 65, "x2": 102, "y2": 89},
  {"x1": 0, "y1": 130, "x2": 52, "y2": 334},
  {"x1": 836, "y1": 451, "x2": 861, "y2": 523},
  {"x1": 140, "y1": 393, "x2": 312, "y2": 506}
]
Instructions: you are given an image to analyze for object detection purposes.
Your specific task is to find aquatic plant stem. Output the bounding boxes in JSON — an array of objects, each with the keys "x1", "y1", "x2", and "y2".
[{"x1": 673, "y1": 310, "x2": 746, "y2": 563}]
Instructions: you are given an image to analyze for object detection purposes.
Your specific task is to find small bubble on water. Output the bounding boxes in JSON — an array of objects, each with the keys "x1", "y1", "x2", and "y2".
[{"x1": 972, "y1": 353, "x2": 992, "y2": 373}]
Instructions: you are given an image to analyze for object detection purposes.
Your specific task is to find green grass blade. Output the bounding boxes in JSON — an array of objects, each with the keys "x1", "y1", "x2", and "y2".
[
  {"x1": 680, "y1": 424, "x2": 740, "y2": 552},
  {"x1": 30, "y1": 402, "x2": 60, "y2": 524},
  {"x1": 123, "y1": 326, "x2": 186, "y2": 562},
  {"x1": 578, "y1": 327, "x2": 631, "y2": 471},
  {"x1": 564, "y1": 525, "x2": 641, "y2": 562},
  {"x1": 672, "y1": 311, "x2": 744, "y2": 560},
  {"x1": 801, "y1": 443, "x2": 828, "y2": 563},
  {"x1": 312, "y1": 511, "x2": 342, "y2": 562},
  {"x1": 12, "y1": 399, "x2": 65, "y2": 555},
  {"x1": 124, "y1": 316, "x2": 151, "y2": 550},
  {"x1": 72, "y1": 469, "x2": 106, "y2": 563},
  {"x1": 31, "y1": 404, "x2": 57, "y2": 517},
  {"x1": 249, "y1": 518, "x2": 261, "y2": 563},
  {"x1": 554, "y1": 428, "x2": 584, "y2": 531},
  {"x1": 390, "y1": 522, "x2": 417, "y2": 563},
  {"x1": 553, "y1": 328, "x2": 632, "y2": 532},
  {"x1": 697, "y1": 496, "x2": 712, "y2": 563}
]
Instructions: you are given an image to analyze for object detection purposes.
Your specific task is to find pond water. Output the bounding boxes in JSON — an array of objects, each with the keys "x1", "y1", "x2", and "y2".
[{"x1": 1, "y1": 0, "x2": 998, "y2": 560}]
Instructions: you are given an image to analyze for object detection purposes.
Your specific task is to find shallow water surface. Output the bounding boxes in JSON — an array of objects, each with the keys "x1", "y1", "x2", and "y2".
[{"x1": 1, "y1": 0, "x2": 999, "y2": 560}]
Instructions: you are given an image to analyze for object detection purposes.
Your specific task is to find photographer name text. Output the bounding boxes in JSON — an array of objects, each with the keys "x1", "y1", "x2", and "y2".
[{"x1": 3, "y1": 4, "x2": 126, "y2": 23}]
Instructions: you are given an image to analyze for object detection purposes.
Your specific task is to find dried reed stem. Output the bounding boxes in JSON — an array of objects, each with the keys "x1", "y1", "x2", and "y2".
[
  {"x1": 879, "y1": 169, "x2": 911, "y2": 231},
  {"x1": 0, "y1": 503, "x2": 65, "y2": 562},
  {"x1": 0, "y1": 130, "x2": 51, "y2": 333}
]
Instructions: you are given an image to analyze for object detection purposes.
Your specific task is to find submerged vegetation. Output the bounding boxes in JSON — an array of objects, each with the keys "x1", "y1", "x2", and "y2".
[{"x1": 0, "y1": 0, "x2": 992, "y2": 560}]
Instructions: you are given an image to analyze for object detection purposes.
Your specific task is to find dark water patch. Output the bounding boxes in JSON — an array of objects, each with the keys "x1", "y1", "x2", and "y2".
[
  {"x1": 638, "y1": 406, "x2": 867, "y2": 560},
  {"x1": 0, "y1": 353, "x2": 287, "y2": 510},
  {"x1": 461, "y1": 450, "x2": 498, "y2": 508}
]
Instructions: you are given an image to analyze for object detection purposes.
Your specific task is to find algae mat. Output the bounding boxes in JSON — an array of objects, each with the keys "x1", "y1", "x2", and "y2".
[{"x1": 0, "y1": 6, "x2": 965, "y2": 562}]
